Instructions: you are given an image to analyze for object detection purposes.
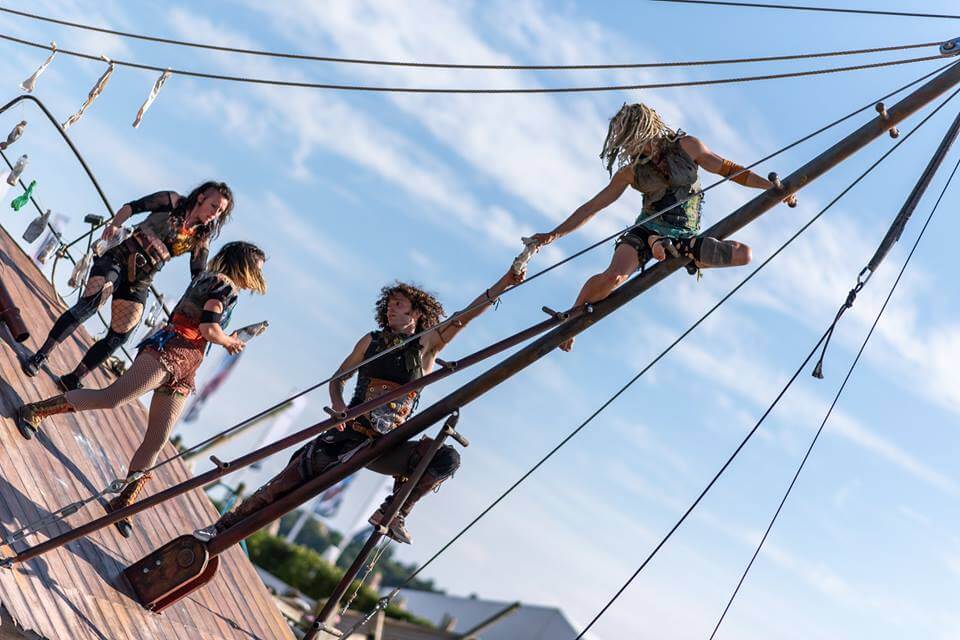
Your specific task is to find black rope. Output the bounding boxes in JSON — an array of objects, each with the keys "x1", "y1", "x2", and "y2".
[
  {"x1": 0, "y1": 6, "x2": 941, "y2": 70},
  {"x1": 573, "y1": 87, "x2": 960, "y2": 639},
  {"x1": 812, "y1": 109, "x2": 960, "y2": 378},
  {"x1": 651, "y1": 0, "x2": 960, "y2": 20},
  {"x1": 345, "y1": 77, "x2": 960, "y2": 640},
  {"x1": 710, "y1": 150, "x2": 960, "y2": 640},
  {"x1": 152, "y1": 61, "x2": 957, "y2": 476},
  {"x1": 0, "y1": 33, "x2": 946, "y2": 93}
]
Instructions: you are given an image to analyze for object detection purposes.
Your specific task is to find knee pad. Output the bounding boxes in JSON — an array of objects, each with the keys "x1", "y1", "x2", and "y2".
[
  {"x1": 104, "y1": 328, "x2": 134, "y2": 349},
  {"x1": 69, "y1": 293, "x2": 102, "y2": 324},
  {"x1": 428, "y1": 445, "x2": 461, "y2": 480}
]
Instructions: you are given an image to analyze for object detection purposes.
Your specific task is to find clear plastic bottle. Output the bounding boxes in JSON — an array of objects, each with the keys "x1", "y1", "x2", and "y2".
[
  {"x1": 7, "y1": 154, "x2": 27, "y2": 186},
  {"x1": 92, "y1": 225, "x2": 132, "y2": 256},
  {"x1": 34, "y1": 233, "x2": 59, "y2": 264},
  {"x1": 68, "y1": 249, "x2": 94, "y2": 288},
  {"x1": 235, "y1": 320, "x2": 269, "y2": 342},
  {"x1": 144, "y1": 294, "x2": 166, "y2": 328},
  {"x1": 0, "y1": 121, "x2": 26, "y2": 150},
  {"x1": 22, "y1": 208, "x2": 50, "y2": 243}
]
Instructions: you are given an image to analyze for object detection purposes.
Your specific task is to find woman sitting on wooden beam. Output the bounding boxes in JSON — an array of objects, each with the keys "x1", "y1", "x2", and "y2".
[
  {"x1": 16, "y1": 241, "x2": 267, "y2": 538},
  {"x1": 525, "y1": 102, "x2": 797, "y2": 351},
  {"x1": 195, "y1": 265, "x2": 524, "y2": 546}
]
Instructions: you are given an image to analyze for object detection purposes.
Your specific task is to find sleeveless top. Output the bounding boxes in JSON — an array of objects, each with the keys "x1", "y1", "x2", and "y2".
[
  {"x1": 350, "y1": 330, "x2": 424, "y2": 434},
  {"x1": 118, "y1": 190, "x2": 211, "y2": 277},
  {"x1": 630, "y1": 136, "x2": 703, "y2": 239},
  {"x1": 170, "y1": 272, "x2": 238, "y2": 330}
]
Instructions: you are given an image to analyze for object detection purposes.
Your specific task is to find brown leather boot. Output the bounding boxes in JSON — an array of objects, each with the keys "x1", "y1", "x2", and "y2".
[
  {"x1": 368, "y1": 473, "x2": 443, "y2": 545},
  {"x1": 105, "y1": 473, "x2": 151, "y2": 538},
  {"x1": 16, "y1": 395, "x2": 74, "y2": 440},
  {"x1": 194, "y1": 460, "x2": 303, "y2": 542}
]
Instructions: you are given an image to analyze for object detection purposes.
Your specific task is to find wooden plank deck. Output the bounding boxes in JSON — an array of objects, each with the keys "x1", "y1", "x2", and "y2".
[{"x1": 0, "y1": 223, "x2": 294, "y2": 640}]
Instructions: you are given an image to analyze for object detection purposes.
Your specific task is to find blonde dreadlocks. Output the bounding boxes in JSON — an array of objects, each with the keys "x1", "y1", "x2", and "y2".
[{"x1": 600, "y1": 103, "x2": 677, "y2": 175}]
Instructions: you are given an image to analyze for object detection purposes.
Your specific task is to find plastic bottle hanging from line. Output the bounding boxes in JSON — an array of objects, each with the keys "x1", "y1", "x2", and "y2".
[
  {"x1": 10, "y1": 179, "x2": 36, "y2": 212},
  {"x1": 7, "y1": 154, "x2": 28, "y2": 186},
  {"x1": 19, "y1": 42, "x2": 56, "y2": 93},
  {"x1": 0, "y1": 121, "x2": 27, "y2": 151},
  {"x1": 93, "y1": 225, "x2": 132, "y2": 256},
  {"x1": 62, "y1": 56, "x2": 115, "y2": 130},
  {"x1": 143, "y1": 294, "x2": 165, "y2": 328},
  {"x1": 511, "y1": 236, "x2": 541, "y2": 276},
  {"x1": 22, "y1": 208, "x2": 50, "y2": 243},
  {"x1": 34, "y1": 232, "x2": 59, "y2": 265},
  {"x1": 68, "y1": 249, "x2": 94, "y2": 289}
]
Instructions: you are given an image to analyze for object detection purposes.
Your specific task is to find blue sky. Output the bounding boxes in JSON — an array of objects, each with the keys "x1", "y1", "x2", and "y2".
[{"x1": 2, "y1": 2, "x2": 960, "y2": 638}]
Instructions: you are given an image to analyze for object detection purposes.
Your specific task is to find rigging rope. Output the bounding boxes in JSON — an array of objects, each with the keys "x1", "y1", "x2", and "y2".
[
  {"x1": 340, "y1": 76, "x2": 960, "y2": 640},
  {"x1": 0, "y1": 33, "x2": 947, "y2": 93},
  {"x1": 710, "y1": 151, "x2": 960, "y2": 640},
  {"x1": 651, "y1": 0, "x2": 960, "y2": 20},
  {"x1": 149, "y1": 60, "x2": 958, "y2": 480},
  {"x1": 573, "y1": 87, "x2": 960, "y2": 639},
  {"x1": 0, "y1": 6, "x2": 941, "y2": 70}
]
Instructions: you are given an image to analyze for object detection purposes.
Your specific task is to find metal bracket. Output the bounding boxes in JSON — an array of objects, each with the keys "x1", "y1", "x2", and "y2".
[
  {"x1": 436, "y1": 358, "x2": 459, "y2": 371},
  {"x1": 875, "y1": 103, "x2": 900, "y2": 139},
  {"x1": 209, "y1": 456, "x2": 230, "y2": 470},
  {"x1": 941, "y1": 38, "x2": 960, "y2": 57},
  {"x1": 323, "y1": 406, "x2": 348, "y2": 421},
  {"x1": 541, "y1": 306, "x2": 569, "y2": 321},
  {"x1": 443, "y1": 425, "x2": 470, "y2": 448}
]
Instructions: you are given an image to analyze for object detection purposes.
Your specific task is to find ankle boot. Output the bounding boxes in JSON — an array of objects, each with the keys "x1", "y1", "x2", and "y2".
[
  {"x1": 194, "y1": 461, "x2": 303, "y2": 542},
  {"x1": 20, "y1": 351, "x2": 48, "y2": 377},
  {"x1": 105, "y1": 473, "x2": 151, "y2": 538},
  {"x1": 16, "y1": 395, "x2": 74, "y2": 439},
  {"x1": 368, "y1": 473, "x2": 442, "y2": 545}
]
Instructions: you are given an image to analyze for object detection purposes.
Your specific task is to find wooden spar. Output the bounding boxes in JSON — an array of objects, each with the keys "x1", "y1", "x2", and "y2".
[
  {"x1": 7, "y1": 59, "x2": 960, "y2": 569},
  {"x1": 201, "y1": 60, "x2": 960, "y2": 554},
  {"x1": 5, "y1": 315, "x2": 563, "y2": 564}
]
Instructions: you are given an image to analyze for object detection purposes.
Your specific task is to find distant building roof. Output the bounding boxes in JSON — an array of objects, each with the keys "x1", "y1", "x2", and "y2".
[{"x1": 389, "y1": 589, "x2": 581, "y2": 640}]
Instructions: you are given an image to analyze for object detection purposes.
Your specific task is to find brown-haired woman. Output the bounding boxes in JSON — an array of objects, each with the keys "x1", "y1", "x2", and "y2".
[
  {"x1": 526, "y1": 103, "x2": 796, "y2": 351},
  {"x1": 195, "y1": 266, "x2": 523, "y2": 546},
  {"x1": 22, "y1": 181, "x2": 235, "y2": 390},
  {"x1": 16, "y1": 241, "x2": 267, "y2": 537}
]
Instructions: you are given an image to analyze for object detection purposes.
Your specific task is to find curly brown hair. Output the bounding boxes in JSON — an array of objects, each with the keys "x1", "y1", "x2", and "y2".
[{"x1": 375, "y1": 282, "x2": 445, "y2": 333}]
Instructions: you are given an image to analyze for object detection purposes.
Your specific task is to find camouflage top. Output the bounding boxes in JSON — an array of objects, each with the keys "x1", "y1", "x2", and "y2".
[{"x1": 630, "y1": 136, "x2": 703, "y2": 239}]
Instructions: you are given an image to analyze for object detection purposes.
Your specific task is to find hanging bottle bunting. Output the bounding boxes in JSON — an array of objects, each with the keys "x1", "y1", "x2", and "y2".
[
  {"x1": 0, "y1": 121, "x2": 27, "y2": 150},
  {"x1": 34, "y1": 232, "x2": 60, "y2": 264},
  {"x1": 19, "y1": 42, "x2": 57, "y2": 93},
  {"x1": 68, "y1": 248, "x2": 94, "y2": 289},
  {"x1": 7, "y1": 154, "x2": 28, "y2": 186},
  {"x1": 10, "y1": 179, "x2": 36, "y2": 211},
  {"x1": 62, "y1": 55, "x2": 115, "y2": 130},
  {"x1": 22, "y1": 208, "x2": 50, "y2": 243},
  {"x1": 132, "y1": 69, "x2": 171, "y2": 129}
]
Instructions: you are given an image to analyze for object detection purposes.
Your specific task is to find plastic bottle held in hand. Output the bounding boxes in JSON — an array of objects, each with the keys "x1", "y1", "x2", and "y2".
[
  {"x1": 511, "y1": 237, "x2": 541, "y2": 276},
  {"x1": 236, "y1": 320, "x2": 269, "y2": 343},
  {"x1": 93, "y1": 225, "x2": 132, "y2": 256},
  {"x1": 7, "y1": 154, "x2": 27, "y2": 186},
  {"x1": 68, "y1": 248, "x2": 93, "y2": 288},
  {"x1": 22, "y1": 208, "x2": 50, "y2": 243}
]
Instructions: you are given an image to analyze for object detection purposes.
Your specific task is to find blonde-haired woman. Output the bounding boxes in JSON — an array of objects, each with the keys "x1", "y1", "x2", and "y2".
[
  {"x1": 16, "y1": 241, "x2": 267, "y2": 537},
  {"x1": 527, "y1": 103, "x2": 796, "y2": 351}
]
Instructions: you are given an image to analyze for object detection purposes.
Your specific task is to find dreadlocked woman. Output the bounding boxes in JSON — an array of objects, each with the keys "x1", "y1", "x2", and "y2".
[
  {"x1": 527, "y1": 103, "x2": 796, "y2": 351},
  {"x1": 195, "y1": 267, "x2": 523, "y2": 545},
  {"x1": 22, "y1": 182, "x2": 234, "y2": 390},
  {"x1": 17, "y1": 242, "x2": 267, "y2": 538}
]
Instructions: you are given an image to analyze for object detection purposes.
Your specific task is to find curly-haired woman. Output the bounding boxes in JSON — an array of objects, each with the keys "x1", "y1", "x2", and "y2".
[
  {"x1": 526, "y1": 103, "x2": 796, "y2": 351},
  {"x1": 22, "y1": 181, "x2": 235, "y2": 390},
  {"x1": 195, "y1": 266, "x2": 522, "y2": 545},
  {"x1": 17, "y1": 242, "x2": 266, "y2": 537}
]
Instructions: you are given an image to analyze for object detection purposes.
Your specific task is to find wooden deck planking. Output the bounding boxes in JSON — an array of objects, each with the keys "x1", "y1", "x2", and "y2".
[{"x1": 0, "y1": 223, "x2": 293, "y2": 640}]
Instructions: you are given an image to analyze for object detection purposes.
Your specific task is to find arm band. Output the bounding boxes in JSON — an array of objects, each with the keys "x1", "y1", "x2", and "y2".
[
  {"x1": 719, "y1": 159, "x2": 752, "y2": 186},
  {"x1": 200, "y1": 310, "x2": 222, "y2": 324}
]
